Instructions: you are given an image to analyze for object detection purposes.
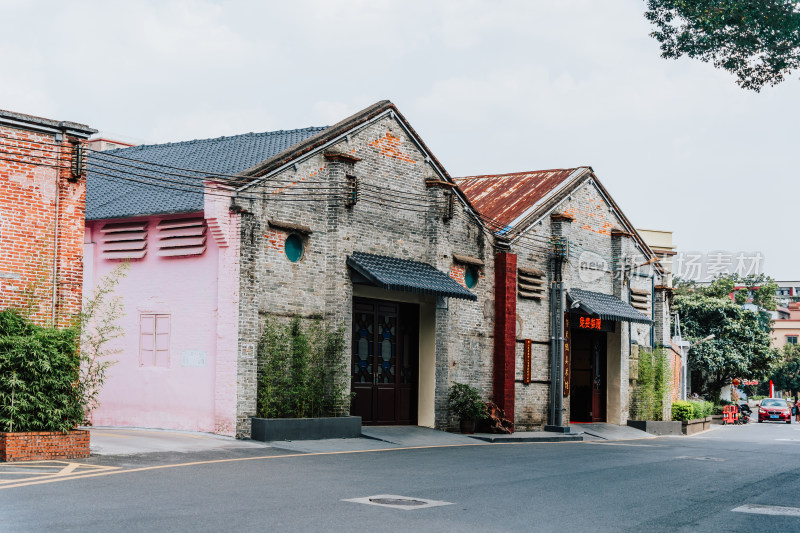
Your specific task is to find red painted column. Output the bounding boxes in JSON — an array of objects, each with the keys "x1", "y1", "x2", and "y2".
[{"x1": 494, "y1": 251, "x2": 517, "y2": 427}]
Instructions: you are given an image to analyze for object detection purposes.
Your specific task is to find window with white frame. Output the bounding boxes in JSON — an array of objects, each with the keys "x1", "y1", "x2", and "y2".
[
  {"x1": 140, "y1": 314, "x2": 171, "y2": 367},
  {"x1": 787, "y1": 335, "x2": 798, "y2": 345}
]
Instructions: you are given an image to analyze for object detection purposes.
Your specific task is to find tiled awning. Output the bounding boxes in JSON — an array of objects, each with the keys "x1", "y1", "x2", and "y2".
[
  {"x1": 347, "y1": 251, "x2": 477, "y2": 301},
  {"x1": 567, "y1": 288, "x2": 653, "y2": 325}
]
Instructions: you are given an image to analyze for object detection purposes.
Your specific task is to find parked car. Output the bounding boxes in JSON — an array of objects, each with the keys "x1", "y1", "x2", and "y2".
[{"x1": 757, "y1": 398, "x2": 792, "y2": 424}]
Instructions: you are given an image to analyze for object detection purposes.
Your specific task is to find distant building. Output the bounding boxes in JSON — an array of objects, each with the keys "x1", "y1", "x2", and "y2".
[
  {"x1": 0, "y1": 109, "x2": 96, "y2": 327},
  {"x1": 86, "y1": 137, "x2": 137, "y2": 152},
  {"x1": 637, "y1": 229, "x2": 683, "y2": 400},
  {"x1": 637, "y1": 229, "x2": 676, "y2": 288},
  {"x1": 772, "y1": 302, "x2": 800, "y2": 349}
]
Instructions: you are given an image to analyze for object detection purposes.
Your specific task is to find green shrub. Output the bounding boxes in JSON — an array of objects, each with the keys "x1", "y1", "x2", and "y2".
[
  {"x1": 0, "y1": 310, "x2": 84, "y2": 432},
  {"x1": 446, "y1": 382, "x2": 486, "y2": 420},
  {"x1": 630, "y1": 348, "x2": 670, "y2": 420},
  {"x1": 712, "y1": 404, "x2": 724, "y2": 415},
  {"x1": 689, "y1": 400, "x2": 714, "y2": 418},
  {"x1": 256, "y1": 317, "x2": 351, "y2": 419},
  {"x1": 672, "y1": 401, "x2": 694, "y2": 421}
]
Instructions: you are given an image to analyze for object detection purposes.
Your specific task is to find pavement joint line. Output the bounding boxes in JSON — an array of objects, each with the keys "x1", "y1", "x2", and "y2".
[{"x1": 0, "y1": 438, "x2": 600, "y2": 491}]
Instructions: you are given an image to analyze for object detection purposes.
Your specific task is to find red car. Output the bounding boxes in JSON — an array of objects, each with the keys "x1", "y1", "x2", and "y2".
[{"x1": 757, "y1": 398, "x2": 792, "y2": 424}]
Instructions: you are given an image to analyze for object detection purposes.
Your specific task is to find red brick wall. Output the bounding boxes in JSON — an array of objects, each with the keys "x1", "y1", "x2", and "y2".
[
  {"x1": 494, "y1": 252, "x2": 517, "y2": 425},
  {"x1": 0, "y1": 430, "x2": 90, "y2": 462},
  {"x1": 0, "y1": 125, "x2": 87, "y2": 327}
]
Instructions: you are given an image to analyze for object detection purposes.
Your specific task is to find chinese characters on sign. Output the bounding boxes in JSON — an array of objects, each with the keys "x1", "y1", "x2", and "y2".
[
  {"x1": 578, "y1": 316, "x2": 602, "y2": 330},
  {"x1": 563, "y1": 315, "x2": 570, "y2": 397},
  {"x1": 523, "y1": 339, "x2": 532, "y2": 384},
  {"x1": 674, "y1": 251, "x2": 764, "y2": 282}
]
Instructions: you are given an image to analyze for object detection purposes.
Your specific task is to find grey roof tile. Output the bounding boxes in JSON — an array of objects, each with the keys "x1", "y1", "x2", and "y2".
[
  {"x1": 347, "y1": 251, "x2": 477, "y2": 301},
  {"x1": 568, "y1": 288, "x2": 653, "y2": 325},
  {"x1": 86, "y1": 126, "x2": 328, "y2": 220}
]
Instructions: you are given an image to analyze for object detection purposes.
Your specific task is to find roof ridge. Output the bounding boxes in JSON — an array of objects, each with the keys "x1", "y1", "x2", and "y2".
[
  {"x1": 455, "y1": 167, "x2": 588, "y2": 180},
  {"x1": 104, "y1": 125, "x2": 329, "y2": 153}
]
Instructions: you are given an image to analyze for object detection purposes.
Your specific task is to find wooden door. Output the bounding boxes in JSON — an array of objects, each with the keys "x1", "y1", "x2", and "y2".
[
  {"x1": 590, "y1": 334, "x2": 607, "y2": 422},
  {"x1": 351, "y1": 298, "x2": 418, "y2": 424}
]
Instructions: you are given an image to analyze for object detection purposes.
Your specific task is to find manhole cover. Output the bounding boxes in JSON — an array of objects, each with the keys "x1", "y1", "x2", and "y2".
[
  {"x1": 369, "y1": 498, "x2": 426, "y2": 506},
  {"x1": 343, "y1": 494, "x2": 453, "y2": 510}
]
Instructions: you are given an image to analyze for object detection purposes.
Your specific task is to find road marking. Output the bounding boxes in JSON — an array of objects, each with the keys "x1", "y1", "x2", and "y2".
[
  {"x1": 733, "y1": 504, "x2": 800, "y2": 517},
  {"x1": 0, "y1": 461, "x2": 119, "y2": 486},
  {"x1": 586, "y1": 441, "x2": 664, "y2": 448}
]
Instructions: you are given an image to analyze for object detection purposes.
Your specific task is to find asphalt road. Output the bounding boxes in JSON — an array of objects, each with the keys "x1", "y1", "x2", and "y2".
[{"x1": 3, "y1": 423, "x2": 800, "y2": 532}]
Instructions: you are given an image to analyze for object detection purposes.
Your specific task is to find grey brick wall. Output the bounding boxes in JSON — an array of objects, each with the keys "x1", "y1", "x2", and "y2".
[{"x1": 232, "y1": 116, "x2": 494, "y2": 436}]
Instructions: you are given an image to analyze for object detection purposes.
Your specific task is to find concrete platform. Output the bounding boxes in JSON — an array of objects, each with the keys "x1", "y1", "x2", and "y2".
[
  {"x1": 469, "y1": 431, "x2": 583, "y2": 443},
  {"x1": 570, "y1": 423, "x2": 653, "y2": 441}
]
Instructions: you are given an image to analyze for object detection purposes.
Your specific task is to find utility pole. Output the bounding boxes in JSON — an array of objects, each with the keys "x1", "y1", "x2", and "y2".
[{"x1": 546, "y1": 237, "x2": 568, "y2": 432}]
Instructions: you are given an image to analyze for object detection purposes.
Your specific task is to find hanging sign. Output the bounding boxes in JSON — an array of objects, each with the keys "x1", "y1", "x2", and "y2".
[
  {"x1": 563, "y1": 314, "x2": 571, "y2": 396},
  {"x1": 578, "y1": 316, "x2": 602, "y2": 330},
  {"x1": 523, "y1": 339, "x2": 532, "y2": 384}
]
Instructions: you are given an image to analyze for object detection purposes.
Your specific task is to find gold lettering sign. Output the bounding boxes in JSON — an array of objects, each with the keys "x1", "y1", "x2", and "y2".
[
  {"x1": 563, "y1": 314, "x2": 571, "y2": 396},
  {"x1": 523, "y1": 339, "x2": 532, "y2": 384}
]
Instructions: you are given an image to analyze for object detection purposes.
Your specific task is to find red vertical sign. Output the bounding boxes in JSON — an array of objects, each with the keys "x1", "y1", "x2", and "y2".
[
  {"x1": 523, "y1": 339, "x2": 532, "y2": 384},
  {"x1": 563, "y1": 314, "x2": 571, "y2": 397}
]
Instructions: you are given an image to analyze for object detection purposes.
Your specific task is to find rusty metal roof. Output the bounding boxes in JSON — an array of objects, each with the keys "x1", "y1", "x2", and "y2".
[{"x1": 455, "y1": 168, "x2": 588, "y2": 232}]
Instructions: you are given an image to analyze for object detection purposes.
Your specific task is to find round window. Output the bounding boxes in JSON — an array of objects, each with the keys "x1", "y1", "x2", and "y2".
[
  {"x1": 284, "y1": 233, "x2": 304, "y2": 262},
  {"x1": 464, "y1": 265, "x2": 480, "y2": 289}
]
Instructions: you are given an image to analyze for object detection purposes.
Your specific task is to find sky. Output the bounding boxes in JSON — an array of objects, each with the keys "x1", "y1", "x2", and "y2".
[{"x1": 1, "y1": 0, "x2": 797, "y2": 279}]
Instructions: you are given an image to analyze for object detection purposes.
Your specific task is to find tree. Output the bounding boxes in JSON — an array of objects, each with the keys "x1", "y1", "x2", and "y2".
[
  {"x1": 644, "y1": 0, "x2": 800, "y2": 91},
  {"x1": 674, "y1": 293, "x2": 779, "y2": 401},
  {"x1": 675, "y1": 273, "x2": 778, "y2": 310},
  {"x1": 771, "y1": 343, "x2": 800, "y2": 397}
]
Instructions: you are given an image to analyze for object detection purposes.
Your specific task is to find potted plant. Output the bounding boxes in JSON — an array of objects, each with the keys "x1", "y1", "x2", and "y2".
[{"x1": 447, "y1": 382, "x2": 486, "y2": 434}]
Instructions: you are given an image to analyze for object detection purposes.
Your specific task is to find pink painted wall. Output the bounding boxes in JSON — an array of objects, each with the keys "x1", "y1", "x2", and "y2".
[{"x1": 85, "y1": 209, "x2": 238, "y2": 435}]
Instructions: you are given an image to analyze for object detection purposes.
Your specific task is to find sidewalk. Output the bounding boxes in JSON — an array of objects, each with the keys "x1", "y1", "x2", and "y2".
[
  {"x1": 86, "y1": 427, "x2": 267, "y2": 455},
  {"x1": 86, "y1": 423, "x2": 652, "y2": 456}
]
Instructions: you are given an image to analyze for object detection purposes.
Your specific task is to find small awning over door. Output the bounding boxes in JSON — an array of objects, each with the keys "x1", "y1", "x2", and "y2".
[
  {"x1": 347, "y1": 251, "x2": 477, "y2": 301},
  {"x1": 567, "y1": 288, "x2": 653, "y2": 325}
]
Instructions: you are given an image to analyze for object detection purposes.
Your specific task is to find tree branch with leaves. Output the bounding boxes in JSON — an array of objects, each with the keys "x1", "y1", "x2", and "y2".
[{"x1": 644, "y1": 0, "x2": 800, "y2": 91}]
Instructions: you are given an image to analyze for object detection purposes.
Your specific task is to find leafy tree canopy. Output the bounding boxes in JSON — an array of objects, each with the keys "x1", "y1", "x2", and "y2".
[
  {"x1": 644, "y1": 0, "x2": 800, "y2": 91},
  {"x1": 770, "y1": 343, "x2": 800, "y2": 397},
  {"x1": 674, "y1": 273, "x2": 778, "y2": 311},
  {"x1": 674, "y1": 292, "x2": 779, "y2": 398}
]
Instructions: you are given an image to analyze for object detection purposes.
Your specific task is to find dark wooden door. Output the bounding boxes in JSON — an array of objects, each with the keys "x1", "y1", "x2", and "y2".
[
  {"x1": 351, "y1": 298, "x2": 418, "y2": 424},
  {"x1": 590, "y1": 335, "x2": 607, "y2": 423},
  {"x1": 569, "y1": 328, "x2": 607, "y2": 423}
]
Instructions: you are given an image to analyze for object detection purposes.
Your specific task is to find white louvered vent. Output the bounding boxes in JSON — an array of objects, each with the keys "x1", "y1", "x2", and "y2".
[
  {"x1": 157, "y1": 218, "x2": 207, "y2": 257},
  {"x1": 518, "y1": 267, "x2": 545, "y2": 300},
  {"x1": 100, "y1": 221, "x2": 147, "y2": 260},
  {"x1": 630, "y1": 288, "x2": 651, "y2": 316}
]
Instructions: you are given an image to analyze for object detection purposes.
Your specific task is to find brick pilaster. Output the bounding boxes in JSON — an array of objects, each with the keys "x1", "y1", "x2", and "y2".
[{"x1": 494, "y1": 251, "x2": 517, "y2": 425}]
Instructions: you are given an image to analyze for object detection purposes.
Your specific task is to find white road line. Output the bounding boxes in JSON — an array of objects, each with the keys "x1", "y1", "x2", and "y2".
[{"x1": 732, "y1": 504, "x2": 800, "y2": 517}]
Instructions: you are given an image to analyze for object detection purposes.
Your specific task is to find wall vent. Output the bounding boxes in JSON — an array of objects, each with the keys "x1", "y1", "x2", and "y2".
[
  {"x1": 157, "y1": 218, "x2": 207, "y2": 257},
  {"x1": 518, "y1": 267, "x2": 545, "y2": 300},
  {"x1": 630, "y1": 288, "x2": 651, "y2": 316},
  {"x1": 100, "y1": 221, "x2": 147, "y2": 260}
]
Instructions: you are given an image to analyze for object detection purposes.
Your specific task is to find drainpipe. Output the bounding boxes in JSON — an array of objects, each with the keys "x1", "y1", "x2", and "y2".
[
  {"x1": 51, "y1": 131, "x2": 64, "y2": 326},
  {"x1": 546, "y1": 249, "x2": 565, "y2": 431}
]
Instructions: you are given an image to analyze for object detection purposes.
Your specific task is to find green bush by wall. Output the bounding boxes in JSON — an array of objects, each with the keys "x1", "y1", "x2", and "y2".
[{"x1": 0, "y1": 310, "x2": 83, "y2": 432}]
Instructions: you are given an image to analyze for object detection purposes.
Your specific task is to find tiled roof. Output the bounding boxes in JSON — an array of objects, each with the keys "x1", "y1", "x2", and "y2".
[
  {"x1": 86, "y1": 127, "x2": 328, "y2": 220},
  {"x1": 568, "y1": 288, "x2": 653, "y2": 325},
  {"x1": 455, "y1": 168, "x2": 587, "y2": 232},
  {"x1": 347, "y1": 252, "x2": 477, "y2": 301}
]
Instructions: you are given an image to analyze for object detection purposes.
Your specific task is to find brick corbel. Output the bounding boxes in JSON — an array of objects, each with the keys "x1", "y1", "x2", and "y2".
[
  {"x1": 204, "y1": 180, "x2": 235, "y2": 247},
  {"x1": 550, "y1": 212, "x2": 574, "y2": 222}
]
